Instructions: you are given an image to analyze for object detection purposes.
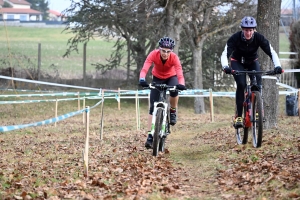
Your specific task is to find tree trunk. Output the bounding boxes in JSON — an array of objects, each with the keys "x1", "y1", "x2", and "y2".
[
  {"x1": 193, "y1": 39, "x2": 205, "y2": 114},
  {"x1": 164, "y1": 1, "x2": 184, "y2": 54},
  {"x1": 257, "y1": 0, "x2": 281, "y2": 129}
]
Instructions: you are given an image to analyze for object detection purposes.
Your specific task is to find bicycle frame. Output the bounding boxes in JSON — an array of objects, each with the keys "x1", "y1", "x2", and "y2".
[
  {"x1": 233, "y1": 69, "x2": 276, "y2": 147},
  {"x1": 151, "y1": 102, "x2": 169, "y2": 137},
  {"x1": 149, "y1": 84, "x2": 175, "y2": 138},
  {"x1": 244, "y1": 76, "x2": 262, "y2": 128},
  {"x1": 145, "y1": 83, "x2": 177, "y2": 156}
]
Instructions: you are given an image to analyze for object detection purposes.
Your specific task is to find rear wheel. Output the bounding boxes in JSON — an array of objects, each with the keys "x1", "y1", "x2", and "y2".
[
  {"x1": 153, "y1": 109, "x2": 163, "y2": 156},
  {"x1": 236, "y1": 99, "x2": 249, "y2": 145},
  {"x1": 251, "y1": 91, "x2": 263, "y2": 148}
]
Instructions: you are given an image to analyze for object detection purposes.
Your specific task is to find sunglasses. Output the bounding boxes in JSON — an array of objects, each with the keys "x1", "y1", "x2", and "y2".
[{"x1": 160, "y1": 48, "x2": 172, "y2": 54}]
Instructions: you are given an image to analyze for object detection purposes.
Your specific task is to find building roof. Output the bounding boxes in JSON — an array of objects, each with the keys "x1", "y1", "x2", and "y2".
[
  {"x1": 8, "y1": 0, "x2": 31, "y2": 6},
  {"x1": 281, "y1": 9, "x2": 293, "y2": 15},
  {"x1": 48, "y1": 9, "x2": 62, "y2": 16},
  {"x1": 0, "y1": 8, "x2": 42, "y2": 14}
]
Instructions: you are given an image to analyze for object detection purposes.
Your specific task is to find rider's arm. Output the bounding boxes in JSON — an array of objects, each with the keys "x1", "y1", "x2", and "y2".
[
  {"x1": 257, "y1": 33, "x2": 281, "y2": 67},
  {"x1": 139, "y1": 50, "x2": 155, "y2": 79},
  {"x1": 221, "y1": 34, "x2": 236, "y2": 69},
  {"x1": 173, "y1": 55, "x2": 185, "y2": 85},
  {"x1": 221, "y1": 44, "x2": 230, "y2": 68}
]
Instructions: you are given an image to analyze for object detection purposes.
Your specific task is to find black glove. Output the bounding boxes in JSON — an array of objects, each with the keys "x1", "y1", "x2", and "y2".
[
  {"x1": 223, "y1": 66, "x2": 232, "y2": 74},
  {"x1": 176, "y1": 84, "x2": 186, "y2": 90},
  {"x1": 274, "y1": 66, "x2": 283, "y2": 74},
  {"x1": 139, "y1": 78, "x2": 149, "y2": 87}
]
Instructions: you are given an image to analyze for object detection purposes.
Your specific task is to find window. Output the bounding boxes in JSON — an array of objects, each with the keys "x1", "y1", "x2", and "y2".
[
  {"x1": 20, "y1": 15, "x2": 27, "y2": 21},
  {"x1": 7, "y1": 15, "x2": 14, "y2": 20}
]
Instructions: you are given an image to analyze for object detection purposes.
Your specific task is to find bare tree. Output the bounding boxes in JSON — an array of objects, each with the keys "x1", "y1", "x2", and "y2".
[
  {"x1": 182, "y1": 0, "x2": 254, "y2": 113},
  {"x1": 62, "y1": 0, "x2": 163, "y2": 83},
  {"x1": 256, "y1": 0, "x2": 281, "y2": 129}
]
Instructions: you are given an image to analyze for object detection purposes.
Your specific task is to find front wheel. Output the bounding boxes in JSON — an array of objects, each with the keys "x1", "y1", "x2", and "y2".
[
  {"x1": 236, "y1": 99, "x2": 249, "y2": 145},
  {"x1": 251, "y1": 91, "x2": 263, "y2": 148},
  {"x1": 153, "y1": 109, "x2": 163, "y2": 156},
  {"x1": 158, "y1": 108, "x2": 171, "y2": 152}
]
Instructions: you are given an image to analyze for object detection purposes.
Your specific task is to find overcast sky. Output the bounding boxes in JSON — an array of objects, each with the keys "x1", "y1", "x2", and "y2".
[{"x1": 48, "y1": 0, "x2": 73, "y2": 12}]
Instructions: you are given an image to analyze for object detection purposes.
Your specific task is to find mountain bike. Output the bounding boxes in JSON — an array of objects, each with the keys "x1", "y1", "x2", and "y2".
[
  {"x1": 232, "y1": 70, "x2": 278, "y2": 148},
  {"x1": 144, "y1": 83, "x2": 178, "y2": 156}
]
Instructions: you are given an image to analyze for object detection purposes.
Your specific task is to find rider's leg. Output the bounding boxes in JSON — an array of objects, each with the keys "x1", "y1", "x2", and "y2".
[
  {"x1": 148, "y1": 85, "x2": 159, "y2": 131},
  {"x1": 248, "y1": 60, "x2": 262, "y2": 92},
  {"x1": 144, "y1": 79, "x2": 160, "y2": 148},
  {"x1": 167, "y1": 76, "x2": 179, "y2": 125},
  {"x1": 170, "y1": 96, "x2": 179, "y2": 108},
  {"x1": 147, "y1": 114, "x2": 152, "y2": 131},
  {"x1": 231, "y1": 61, "x2": 247, "y2": 117}
]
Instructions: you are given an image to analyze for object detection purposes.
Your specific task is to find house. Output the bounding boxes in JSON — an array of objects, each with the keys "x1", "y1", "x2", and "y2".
[
  {"x1": 0, "y1": 0, "x2": 42, "y2": 21},
  {"x1": 281, "y1": 8, "x2": 300, "y2": 26},
  {"x1": 48, "y1": 9, "x2": 64, "y2": 21}
]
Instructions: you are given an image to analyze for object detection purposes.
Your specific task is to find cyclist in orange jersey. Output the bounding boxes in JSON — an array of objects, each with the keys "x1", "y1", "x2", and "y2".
[{"x1": 139, "y1": 36, "x2": 186, "y2": 149}]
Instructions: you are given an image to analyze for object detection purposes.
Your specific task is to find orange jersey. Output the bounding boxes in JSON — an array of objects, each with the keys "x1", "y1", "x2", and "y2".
[{"x1": 140, "y1": 49, "x2": 185, "y2": 85}]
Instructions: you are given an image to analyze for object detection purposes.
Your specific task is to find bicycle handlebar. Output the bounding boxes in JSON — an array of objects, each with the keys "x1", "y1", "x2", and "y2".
[
  {"x1": 143, "y1": 83, "x2": 177, "y2": 91},
  {"x1": 231, "y1": 69, "x2": 284, "y2": 76}
]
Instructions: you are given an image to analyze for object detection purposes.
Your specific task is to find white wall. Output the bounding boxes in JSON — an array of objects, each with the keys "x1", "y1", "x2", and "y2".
[{"x1": 11, "y1": 4, "x2": 30, "y2": 9}]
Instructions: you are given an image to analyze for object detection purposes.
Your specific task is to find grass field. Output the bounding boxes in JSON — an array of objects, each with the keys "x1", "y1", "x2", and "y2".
[
  {"x1": 0, "y1": 26, "x2": 115, "y2": 78},
  {"x1": 0, "y1": 26, "x2": 293, "y2": 79}
]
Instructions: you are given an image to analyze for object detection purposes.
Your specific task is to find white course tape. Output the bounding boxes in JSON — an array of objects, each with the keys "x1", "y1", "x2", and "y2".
[
  {"x1": 262, "y1": 76, "x2": 278, "y2": 80},
  {"x1": 282, "y1": 69, "x2": 300, "y2": 73},
  {"x1": 0, "y1": 99, "x2": 103, "y2": 132},
  {"x1": 0, "y1": 75, "x2": 100, "y2": 91},
  {"x1": 277, "y1": 82, "x2": 298, "y2": 92}
]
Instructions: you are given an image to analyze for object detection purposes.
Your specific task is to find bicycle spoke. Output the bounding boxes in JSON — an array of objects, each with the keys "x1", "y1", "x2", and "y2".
[
  {"x1": 251, "y1": 91, "x2": 263, "y2": 148},
  {"x1": 153, "y1": 109, "x2": 163, "y2": 156}
]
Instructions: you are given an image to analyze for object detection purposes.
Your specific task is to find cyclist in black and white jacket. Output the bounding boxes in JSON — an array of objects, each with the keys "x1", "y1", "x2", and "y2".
[{"x1": 220, "y1": 16, "x2": 283, "y2": 128}]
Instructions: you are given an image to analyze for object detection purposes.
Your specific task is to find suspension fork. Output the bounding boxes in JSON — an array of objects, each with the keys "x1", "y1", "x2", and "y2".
[{"x1": 150, "y1": 102, "x2": 169, "y2": 136}]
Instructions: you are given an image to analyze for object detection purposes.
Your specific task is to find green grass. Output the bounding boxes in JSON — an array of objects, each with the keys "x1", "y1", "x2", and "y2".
[
  {"x1": 0, "y1": 26, "x2": 115, "y2": 77},
  {"x1": 0, "y1": 26, "x2": 293, "y2": 79},
  {"x1": 279, "y1": 32, "x2": 291, "y2": 59}
]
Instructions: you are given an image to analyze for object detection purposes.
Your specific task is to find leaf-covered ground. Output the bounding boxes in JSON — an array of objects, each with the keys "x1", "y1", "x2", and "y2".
[{"x1": 0, "y1": 101, "x2": 299, "y2": 199}]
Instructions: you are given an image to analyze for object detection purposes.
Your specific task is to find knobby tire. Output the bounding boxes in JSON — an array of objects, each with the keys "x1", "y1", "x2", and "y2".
[
  {"x1": 251, "y1": 91, "x2": 263, "y2": 147},
  {"x1": 158, "y1": 111, "x2": 169, "y2": 152},
  {"x1": 236, "y1": 93, "x2": 249, "y2": 145},
  {"x1": 153, "y1": 109, "x2": 163, "y2": 156}
]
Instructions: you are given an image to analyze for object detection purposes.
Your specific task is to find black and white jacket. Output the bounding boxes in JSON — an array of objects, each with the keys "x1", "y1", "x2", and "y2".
[{"x1": 221, "y1": 31, "x2": 281, "y2": 69}]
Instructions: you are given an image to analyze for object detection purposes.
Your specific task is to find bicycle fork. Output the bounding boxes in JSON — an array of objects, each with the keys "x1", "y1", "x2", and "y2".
[
  {"x1": 150, "y1": 102, "x2": 169, "y2": 137},
  {"x1": 244, "y1": 91, "x2": 252, "y2": 128}
]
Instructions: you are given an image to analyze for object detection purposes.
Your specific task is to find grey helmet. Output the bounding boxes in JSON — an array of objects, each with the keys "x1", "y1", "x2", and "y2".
[
  {"x1": 240, "y1": 16, "x2": 257, "y2": 28},
  {"x1": 158, "y1": 37, "x2": 175, "y2": 49}
]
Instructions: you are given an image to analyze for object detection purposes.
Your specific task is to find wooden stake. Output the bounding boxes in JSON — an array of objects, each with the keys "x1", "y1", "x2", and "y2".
[
  {"x1": 55, "y1": 99, "x2": 58, "y2": 127},
  {"x1": 118, "y1": 87, "x2": 121, "y2": 110},
  {"x1": 83, "y1": 106, "x2": 90, "y2": 178},
  {"x1": 135, "y1": 90, "x2": 140, "y2": 130},
  {"x1": 100, "y1": 90, "x2": 104, "y2": 140},
  {"x1": 83, "y1": 98, "x2": 86, "y2": 124},
  {"x1": 78, "y1": 92, "x2": 80, "y2": 111},
  {"x1": 209, "y1": 88, "x2": 214, "y2": 122}
]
